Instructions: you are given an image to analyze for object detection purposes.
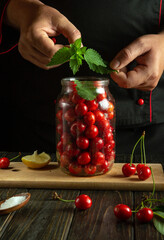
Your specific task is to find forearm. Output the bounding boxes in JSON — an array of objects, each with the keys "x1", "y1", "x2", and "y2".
[{"x1": 4, "y1": 0, "x2": 44, "y2": 29}]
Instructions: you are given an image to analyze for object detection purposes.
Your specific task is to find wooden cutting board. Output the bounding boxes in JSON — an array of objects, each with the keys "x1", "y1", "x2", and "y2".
[{"x1": 0, "y1": 162, "x2": 163, "y2": 191}]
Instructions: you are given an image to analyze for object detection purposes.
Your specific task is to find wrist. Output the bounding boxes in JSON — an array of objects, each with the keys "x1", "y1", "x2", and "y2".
[{"x1": 4, "y1": 0, "x2": 44, "y2": 29}]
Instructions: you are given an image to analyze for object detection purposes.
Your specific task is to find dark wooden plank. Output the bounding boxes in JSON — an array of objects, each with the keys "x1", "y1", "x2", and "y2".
[
  {"x1": 0, "y1": 188, "x2": 28, "y2": 238},
  {"x1": 0, "y1": 189, "x2": 80, "y2": 240},
  {"x1": 134, "y1": 191, "x2": 164, "y2": 240},
  {"x1": 67, "y1": 190, "x2": 134, "y2": 240}
]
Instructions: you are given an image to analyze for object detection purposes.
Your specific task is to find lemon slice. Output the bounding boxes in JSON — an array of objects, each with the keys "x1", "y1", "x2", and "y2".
[{"x1": 21, "y1": 150, "x2": 51, "y2": 169}]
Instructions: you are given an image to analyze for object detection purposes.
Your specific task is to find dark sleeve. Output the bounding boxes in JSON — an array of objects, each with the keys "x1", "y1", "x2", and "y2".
[{"x1": 0, "y1": 0, "x2": 19, "y2": 54}]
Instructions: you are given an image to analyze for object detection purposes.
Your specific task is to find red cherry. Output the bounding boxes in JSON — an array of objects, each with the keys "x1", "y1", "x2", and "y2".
[
  {"x1": 105, "y1": 150, "x2": 115, "y2": 161},
  {"x1": 75, "y1": 103, "x2": 88, "y2": 116},
  {"x1": 60, "y1": 153, "x2": 72, "y2": 167},
  {"x1": 108, "y1": 111, "x2": 114, "y2": 120},
  {"x1": 85, "y1": 125, "x2": 98, "y2": 139},
  {"x1": 103, "y1": 131, "x2": 113, "y2": 143},
  {"x1": 64, "y1": 108, "x2": 76, "y2": 122},
  {"x1": 56, "y1": 109, "x2": 63, "y2": 121},
  {"x1": 69, "y1": 162, "x2": 82, "y2": 175},
  {"x1": 90, "y1": 137, "x2": 104, "y2": 152},
  {"x1": 98, "y1": 160, "x2": 110, "y2": 173},
  {"x1": 114, "y1": 204, "x2": 132, "y2": 220},
  {"x1": 52, "y1": 37, "x2": 56, "y2": 44},
  {"x1": 85, "y1": 100, "x2": 98, "y2": 111},
  {"x1": 92, "y1": 152, "x2": 105, "y2": 165},
  {"x1": 138, "y1": 165, "x2": 151, "y2": 180},
  {"x1": 108, "y1": 101, "x2": 114, "y2": 112},
  {"x1": 104, "y1": 142, "x2": 115, "y2": 156},
  {"x1": 122, "y1": 163, "x2": 136, "y2": 177},
  {"x1": 136, "y1": 163, "x2": 146, "y2": 173},
  {"x1": 75, "y1": 194, "x2": 92, "y2": 210},
  {"x1": 84, "y1": 164, "x2": 97, "y2": 175},
  {"x1": 77, "y1": 152, "x2": 91, "y2": 165},
  {"x1": 94, "y1": 110, "x2": 105, "y2": 122},
  {"x1": 96, "y1": 92, "x2": 107, "y2": 102},
  {"x1": 71, "y1": 93, "x2": 85, "y2": 104},
  {"x1": 64, "y1": 143, "x2": 77, "y2": 157},
  {"x1": 59, "y1": 97, "x2": 71, "y2": 109},
  {"x1": 57, "y1": 141, "x2": 64, "y2": 154},
  {"x1": 98, "y1": 119, "x2": 110, "y2": 131},
  {"x1": 76, "y1": 136, "x2": 89, "y2": 149},
  {"x1": 56, "y1": 123, "x2": 63, "y2": 135},
  {"x1": 136, "y1": 208, "x2": 153, "y2": 223},
  {"x1": 70, "y1": 121, "x2": 86, "y2": 137},
  {"x1": 84, "y1": 112, "x2": 95, "y2": 125},
  {"x1": 60, "y1": 133, "x2": 72, "y2": 146},
  {"x1": 0, "y1": 157, "x2": 10, "y2": 169}
]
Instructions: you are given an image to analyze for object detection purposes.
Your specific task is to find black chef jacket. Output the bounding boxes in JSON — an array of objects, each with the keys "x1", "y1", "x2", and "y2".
[{"x1": 0, "y1": 0, "x2": 164, "y2": 154}]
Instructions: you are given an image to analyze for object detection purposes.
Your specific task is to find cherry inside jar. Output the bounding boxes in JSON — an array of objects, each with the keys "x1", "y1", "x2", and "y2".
[{"x1": 56, "y1": 77, "x2": 115, "y2": 176}]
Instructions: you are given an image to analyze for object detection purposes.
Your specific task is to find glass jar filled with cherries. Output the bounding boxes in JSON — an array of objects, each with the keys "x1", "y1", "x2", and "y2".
[{"x1": 56, "y1": 77, "x2": 115, "y2": 176}]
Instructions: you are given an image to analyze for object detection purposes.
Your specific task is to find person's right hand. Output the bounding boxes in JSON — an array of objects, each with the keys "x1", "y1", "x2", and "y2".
[{"x1": 5, "y1": 0, "x2": 81, "y2": 69}]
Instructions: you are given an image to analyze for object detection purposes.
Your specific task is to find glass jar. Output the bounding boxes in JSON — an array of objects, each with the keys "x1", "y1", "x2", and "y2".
[{"x1": 56, "y1": 77, "x2": 115, "y2": 176}]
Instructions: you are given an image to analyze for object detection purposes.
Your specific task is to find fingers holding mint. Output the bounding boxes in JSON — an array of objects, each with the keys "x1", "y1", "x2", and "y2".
[{"x1": 47, "y1": 38, "x2": 117, "y2": 74}]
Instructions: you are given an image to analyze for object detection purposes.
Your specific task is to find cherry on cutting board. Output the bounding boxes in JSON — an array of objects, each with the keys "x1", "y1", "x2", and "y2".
[
  {"x1": 138, "y1": 165, "x2": 151, "y2": 180},
  {"x1": 122, "y1": 163, "x2": 136, "y2": 177},
  {"x1": 0, "y1": 153, "x2": 21, "y2": 169}
]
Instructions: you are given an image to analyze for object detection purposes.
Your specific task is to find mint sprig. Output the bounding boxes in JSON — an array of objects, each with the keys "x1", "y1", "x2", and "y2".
[
  {"x1": 74, "y1": 80, "x2": 98, "y2": 100},
  {"x1": 47, "y1": 38, "x2": 117, "y2": 75}
]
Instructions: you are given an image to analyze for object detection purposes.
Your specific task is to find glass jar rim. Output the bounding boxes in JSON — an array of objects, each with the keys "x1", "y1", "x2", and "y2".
[{"x1": 61, "y1": 76, "x2": 109, "y2": 85}]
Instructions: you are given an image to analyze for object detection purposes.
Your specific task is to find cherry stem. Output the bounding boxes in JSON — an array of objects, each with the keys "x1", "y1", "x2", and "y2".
[
  {"x1": 142, "y1": 132, "x2": 147, "y2": 165},
  {"x1": 150, "y1": 167, "x2": 155, "y2": 198},
  {"x1": 52, "y1": 192, "x2": 75, "y2": 203},
  {"x1": 140, "y1": 137, "x2": 143, "y2": 164},
  {"x1": 10, "y1": 152, "x2": 21, "y2": 161},
  {"x1": 130, "y1": 135, "x2": 143, "y2": 165}
]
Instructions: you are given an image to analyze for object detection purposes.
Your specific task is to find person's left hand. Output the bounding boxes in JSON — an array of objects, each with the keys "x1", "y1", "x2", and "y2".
[{"x1": 110, "y1": 33, "x2": 164, "y2": 91}]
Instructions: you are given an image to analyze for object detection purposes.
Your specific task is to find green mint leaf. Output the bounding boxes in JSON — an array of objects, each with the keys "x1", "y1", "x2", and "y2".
[
  {"x1": 87, "y1": 61, "x2": 117, "y2": 75},
  {"x1": 153, "y1": 212, "x2": 164, "y2": 235},
  {"x1": 74, "y1": 80, "x2": 98, "y2": 100},
  {"x1": 69, "y1": 59, "x2": 80, "y2": 75},
  {"x1": 77, "y1": 46, "x2": 87, "y2": 55},
  {"x1": 84, "y1": 48, "x2": 107, "y2": 67},
  {"x1": 70, "y1": 38, "x2": 82, "y2": 50},
  {"x1": 47, "y1": 47, "x2": 72, "y2": 66}
]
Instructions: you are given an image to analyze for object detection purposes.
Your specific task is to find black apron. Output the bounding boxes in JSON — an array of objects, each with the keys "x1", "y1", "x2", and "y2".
[{"x1": 0, "y1": 0, "x2": 164, "y2": 152}]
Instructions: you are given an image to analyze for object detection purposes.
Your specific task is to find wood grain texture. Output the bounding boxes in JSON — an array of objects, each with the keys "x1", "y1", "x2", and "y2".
[
  {"x1": 67, "y1": 190, "x2": 134, "y2": 240},
  {"x1": 0, "y1": 162, "x2": 163, "y2": 191},
  {"x1": 0, "y1": 189, "x2": 80, "y2": 240},
  {"x1": 134, "y1": 191, "x2": 164, "y2": 240}
]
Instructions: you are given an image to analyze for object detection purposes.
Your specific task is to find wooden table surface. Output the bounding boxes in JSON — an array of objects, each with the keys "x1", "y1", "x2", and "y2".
[{"x1": 0, "y1": 152, "x2": 164, "y2": 240}]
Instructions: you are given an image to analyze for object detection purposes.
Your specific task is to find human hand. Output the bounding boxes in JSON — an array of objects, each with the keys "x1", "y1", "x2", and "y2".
[
  {"x1": 110, "y1": 33, "x2": 164, "y2": 91},
  {"x1": 5, "y1": 0, "x2": 81, "y2": 69}
]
